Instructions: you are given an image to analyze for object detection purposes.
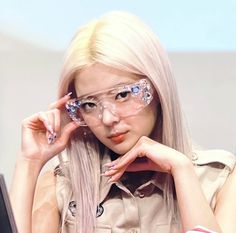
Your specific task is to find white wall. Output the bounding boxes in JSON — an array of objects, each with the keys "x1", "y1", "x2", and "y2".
[
  {"x1": 169, "y1": 52, "x2": 236, "y2": 151},
  {"x1": 1, "y1": 34, "x2": 236, "y2": 186}
]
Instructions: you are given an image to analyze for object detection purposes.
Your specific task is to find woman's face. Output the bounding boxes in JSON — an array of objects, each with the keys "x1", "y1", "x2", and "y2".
[{"x1": 74, "y1": 63, "x2": 158, "y2": 155}]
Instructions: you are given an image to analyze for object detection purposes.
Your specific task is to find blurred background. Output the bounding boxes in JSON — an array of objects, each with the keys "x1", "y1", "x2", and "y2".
[{"x1": 1, "y1": 0, "x2": 236, "y2": 186}]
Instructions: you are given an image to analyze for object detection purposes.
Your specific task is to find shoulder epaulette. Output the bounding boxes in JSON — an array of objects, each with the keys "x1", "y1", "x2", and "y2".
[{"x1": 192, "y1": 149, "x2": 236, "y2": 171}]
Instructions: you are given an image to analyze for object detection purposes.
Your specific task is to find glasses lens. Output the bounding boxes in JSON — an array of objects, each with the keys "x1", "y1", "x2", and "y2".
[
  {"x1": 65, "y1": 99, "x2": 87, "y2": 126},
  {"x1": 116, "y1": 80, "x2": 153, "y2": 117},
  {"x1": 66, "y1": 79, "x2": 153, "y2": 127}
]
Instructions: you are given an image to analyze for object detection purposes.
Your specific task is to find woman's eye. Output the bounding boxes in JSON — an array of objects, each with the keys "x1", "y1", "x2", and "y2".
[
  {"x1": 115, "y1": 91, "x2": 131, "y2": 101},
  {"x1": 81, "y1": 102, "x2": 97, "y2": 112}
]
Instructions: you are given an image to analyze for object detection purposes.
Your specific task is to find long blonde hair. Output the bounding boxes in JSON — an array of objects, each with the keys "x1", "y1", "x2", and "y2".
[{"x1": 58, "y1": 11, "x2": 192, "y2": 233}]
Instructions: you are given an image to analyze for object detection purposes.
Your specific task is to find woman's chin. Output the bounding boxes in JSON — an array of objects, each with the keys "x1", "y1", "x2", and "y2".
[{"x1": 105, "y1": 139, "x2": 137, "y2": 155}]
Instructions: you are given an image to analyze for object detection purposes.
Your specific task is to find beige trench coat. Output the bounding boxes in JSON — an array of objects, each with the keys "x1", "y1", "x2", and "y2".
[{"x1": 55, "y1": 150, "x2": 236, "y2": 233}]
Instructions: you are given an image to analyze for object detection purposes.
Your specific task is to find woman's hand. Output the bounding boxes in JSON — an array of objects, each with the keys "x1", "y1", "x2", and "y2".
[
  {"x1": 104, "y1": 136, "x2": 191, "y2": 182},
  {"x1": 104, "y1": 136, "x2": 223, "y2": 232},
  {"x1": 20, "y1": 94, "x2": 80, "y2": 166}
]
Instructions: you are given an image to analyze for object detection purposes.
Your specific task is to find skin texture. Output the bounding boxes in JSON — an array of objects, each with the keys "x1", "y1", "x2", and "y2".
[
  {"x1": 10, "y1": 94, "x2": 79, "y2": 233},
  {"x1": 74, "y1": 63, "x2": 158, "y2": 155},
  {"x1": 10, "y1": 63, "x2": 236, "y2": 233}
]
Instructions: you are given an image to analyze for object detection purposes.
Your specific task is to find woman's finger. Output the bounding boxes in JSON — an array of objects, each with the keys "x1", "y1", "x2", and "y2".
[
  {"x1": 125, "y1": 159, "x2": 156, "y2": 172},
  {"x1": 108, "y1": 168, "x2": 126, "y2": 182},
  {"x1": 49, "y1": 92, "x2": 72, "y2": 110},
  {"x1": 104, "y1": 168, "x2": 119, "y2": 176},
  {"x1": 109, "y1": 148, "x2": 139, "y2": 170},
  {"x1": 45, "y1": 111, "x2": 55, "y2": 132},
  {"x1": 42, "y1": 111, "x2": 57, "y2": 144},
  {"x1": 52, "y1": 109, "x2": 61, "y2": 133},
  {"x1": 52, "y1": 121, "x2": 80, "y2": 148},
  {"x1": 37, "y1": 112, "x2": 54, "y2": 133},
  {"x1": 104, "y1": 148, "x2": 139, "y2": 171}
]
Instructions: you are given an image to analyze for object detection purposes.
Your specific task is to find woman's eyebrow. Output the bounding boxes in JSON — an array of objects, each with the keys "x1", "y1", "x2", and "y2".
[{"x1": 78, "y1": 81, "x2": 134, "y2": 99}]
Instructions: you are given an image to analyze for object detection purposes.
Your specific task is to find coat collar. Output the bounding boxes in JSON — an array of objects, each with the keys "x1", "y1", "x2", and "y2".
[{"x1": 99, "y1": 153, "x2": 166, "y2": 203}]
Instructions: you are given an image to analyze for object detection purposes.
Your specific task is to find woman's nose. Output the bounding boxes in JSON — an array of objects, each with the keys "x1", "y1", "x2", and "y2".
[{"x1": 100, "y1": 105, "x2": 120, "y2": 126}]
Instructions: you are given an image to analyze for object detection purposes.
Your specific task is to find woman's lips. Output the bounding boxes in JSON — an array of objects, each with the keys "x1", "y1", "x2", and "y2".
[{"x1": 109, "y1": 132, "x2": 127, "y2": 143}]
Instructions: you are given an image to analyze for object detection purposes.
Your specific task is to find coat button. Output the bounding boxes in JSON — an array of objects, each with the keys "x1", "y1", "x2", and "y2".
[
  {"x1": 96, "y1": 204, "x2": 104, "y2": 218},
  {"x1": 139, "y1": 193, "x2": 145, "y2": 198},
  {"x1": 68, "y1": 201, "x2": 76, "y2": 217},
  {"x1": 134, "y1": 191, "x2": 145, "y2": 198}
]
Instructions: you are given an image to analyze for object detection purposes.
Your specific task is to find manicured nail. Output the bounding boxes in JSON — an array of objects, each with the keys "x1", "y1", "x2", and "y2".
[
  {"x1": 108, "y1": 165, "x2": 116, "y2": 170},
  {"x1": 107, "y1": 177, "x2": 113, "y2": 183},
  {"x1": 47, "y1": 132, "x2": 57, "y2": 145},
  {"x1": 66, "y1": 92, "x2": 72, "y2": 96},
  {"x1": 104, "y1": 163, "x2": 115, "y2": 168},
  {"x1": 104, "y1": 171, "x2": 110, "y2": 176}
]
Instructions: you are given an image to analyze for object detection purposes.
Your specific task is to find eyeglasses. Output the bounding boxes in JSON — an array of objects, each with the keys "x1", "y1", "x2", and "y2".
[{"x1": 66, "y1": 79, "x2": 154, "y2": 127}]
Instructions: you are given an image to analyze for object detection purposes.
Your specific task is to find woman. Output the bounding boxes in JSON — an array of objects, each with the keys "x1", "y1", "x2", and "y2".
[{"x1": 10, "y1": 11, "x2": 236, "y2": 233}]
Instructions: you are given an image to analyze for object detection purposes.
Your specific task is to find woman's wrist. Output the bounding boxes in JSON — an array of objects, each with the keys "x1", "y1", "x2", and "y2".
[
  {"x1": 170, "y1": 152, "x2": 193, "y2": 177},
  {"x1": 15, "y1": 154, "x2": 44, "y2": 174},
  {"x1": 10, "y1": 154, "x2": 44, "y2": 233}
]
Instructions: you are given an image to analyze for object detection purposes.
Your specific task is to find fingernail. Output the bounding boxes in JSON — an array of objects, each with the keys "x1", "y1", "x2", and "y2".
[
  {"x1": 47, "y1": 132, "x2": 57, "y2": 145},
  {"x1": 104, "y1": 171, "x2": 109, "y2": 176},
  {"x1": 108, "y1": 165, "x2": 116, "y2": 170},
  {"x1": 107, "y1": 176, "x2": 116, "y2": 183},
  {"x1": 107, "y1": 177, "x2": 113, "y2": 183},
  {"x1": 66, "y1": 92, "x2": 72, "y2": 96}
]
